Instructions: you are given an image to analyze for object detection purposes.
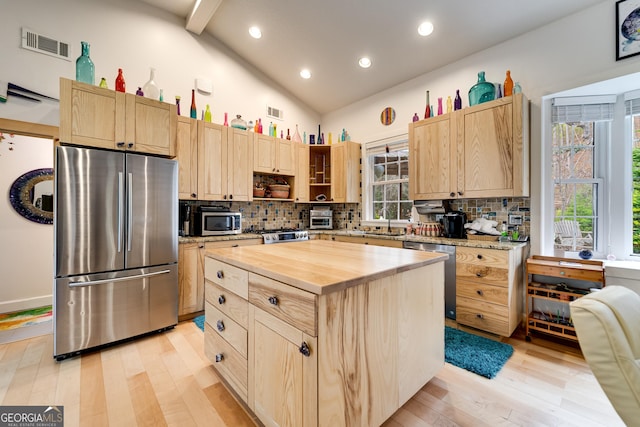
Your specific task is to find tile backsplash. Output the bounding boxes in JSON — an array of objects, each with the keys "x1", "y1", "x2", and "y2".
[{"x1": 181, "y1": 197, "x2": 530, "y2": 236}]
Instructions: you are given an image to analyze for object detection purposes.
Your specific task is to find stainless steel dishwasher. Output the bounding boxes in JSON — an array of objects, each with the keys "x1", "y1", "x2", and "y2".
[{"x1": 403, "y1": 241, "x2": 456, "y2": 319}]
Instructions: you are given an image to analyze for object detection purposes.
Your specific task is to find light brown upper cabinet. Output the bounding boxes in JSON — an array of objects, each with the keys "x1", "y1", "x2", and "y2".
[
  {"x1": 409, "y1": 93, "x2": 529, "y2": 200},
  {"x1": 197, "y1": 122, "x2": 252, "y2": 202},
  {"x1": 294, "y1": 144, "x2": 310, "y2": 203},
  {"x1": 176, "y1": 116, "x2": 198, "y2": 199},
  {"x1": 59, "y1": 78, "x2": 176, "y2": 157},
  {"x1": 253, "y1": 133, "x2": 295, "y2": 176}
]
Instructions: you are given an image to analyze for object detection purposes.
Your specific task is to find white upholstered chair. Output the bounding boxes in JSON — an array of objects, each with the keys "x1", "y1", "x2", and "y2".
[{"x1": 570, "y1": 286, "x2": 640, "y2": 425}]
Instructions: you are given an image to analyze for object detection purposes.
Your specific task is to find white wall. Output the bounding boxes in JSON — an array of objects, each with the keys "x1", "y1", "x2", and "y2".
[
  {"x1": 0, "y1": 0, "x2": 320, "y2": 134},
  {"x1": 0, "y1": 134, "x2": 53, "y2": 312},
  {"x1": 323, "y1": 1, "x2": 640, "y2": 256}
]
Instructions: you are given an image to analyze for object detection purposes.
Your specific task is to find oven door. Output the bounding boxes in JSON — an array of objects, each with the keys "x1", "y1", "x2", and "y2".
[{"x1": 310, "y1": 216, "x2": 332, "y2": 230}]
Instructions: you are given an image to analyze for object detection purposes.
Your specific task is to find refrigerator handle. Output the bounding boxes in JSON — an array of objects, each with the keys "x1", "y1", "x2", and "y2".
[
  {"x1": 127, "y1": 172, "x2": 133, "y2": 252},
  {"x1": 118, "y1": 172, "x2": 124, "y2": 253},
  {"x1": 68, "y1": 269, "x2": 172, "y2": 287}
]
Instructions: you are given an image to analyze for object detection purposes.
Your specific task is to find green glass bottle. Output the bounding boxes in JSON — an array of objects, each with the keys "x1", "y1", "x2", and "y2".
[{"x1": 75, "y1": 41, "x2": 95, "y2": 85}]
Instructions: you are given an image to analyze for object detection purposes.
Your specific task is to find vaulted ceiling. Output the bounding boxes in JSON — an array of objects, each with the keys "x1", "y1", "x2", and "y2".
[{"x1": 139, "y1": 0, "x2": 605, "y2": 114}]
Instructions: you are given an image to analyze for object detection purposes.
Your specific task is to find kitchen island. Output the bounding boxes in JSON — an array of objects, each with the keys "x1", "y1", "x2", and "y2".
[{"x1": 203, "y1": 239, "x2": 446, "y2": 427}]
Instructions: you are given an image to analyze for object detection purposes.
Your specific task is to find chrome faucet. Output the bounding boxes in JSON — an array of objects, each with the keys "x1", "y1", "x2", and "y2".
[{"x1": 381, "y1": 207, "x2": 392, "y2": 234}]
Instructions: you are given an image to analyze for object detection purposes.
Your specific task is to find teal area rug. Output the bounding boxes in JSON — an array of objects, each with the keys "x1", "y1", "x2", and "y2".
[
  {"x1": 193, "y1": 315, "x2": 205, "y2": 331},
  {"x1": 193, "y1": 318, "x2": 511, "y2": 379},
  {"x1": 445, "y1": 326, "x2": 513, "y2": 379}
]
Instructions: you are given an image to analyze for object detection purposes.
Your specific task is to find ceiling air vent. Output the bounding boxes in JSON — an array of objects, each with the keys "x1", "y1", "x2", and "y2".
[
  {"x1": 267, "y1": 105, "x2": 284, "y2": 120},
  {"x1": 21, "y1": 28, "x2": 71, "y2": 61}
]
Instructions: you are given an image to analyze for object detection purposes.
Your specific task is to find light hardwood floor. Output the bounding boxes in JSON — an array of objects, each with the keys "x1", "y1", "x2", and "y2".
[{"x1": 0, "y1": 320, "x2": 624, "y2": 427}]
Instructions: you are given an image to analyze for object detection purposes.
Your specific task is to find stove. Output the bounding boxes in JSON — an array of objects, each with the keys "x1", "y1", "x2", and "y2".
[{"x1": 261, "y1": 229, "x2": 309, "y2": 244}]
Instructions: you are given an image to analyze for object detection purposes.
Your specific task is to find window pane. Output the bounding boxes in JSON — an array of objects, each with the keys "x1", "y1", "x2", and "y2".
[
  {"x1": 400, "y1": 202, "x2": 413, "y2": 220},
  {"x1": 385, "y1": 183, "x2": 399, "y2": 200},
  {"x1": 373, "y1": 185, "x2": 384, "y2": 202},
  {"x1": 367, "y1": 146, "x2": 411, "y2": 222}
]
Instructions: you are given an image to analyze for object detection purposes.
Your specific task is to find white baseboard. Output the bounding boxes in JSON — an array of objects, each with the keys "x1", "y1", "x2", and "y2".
[{"x1": 0, "y1": 295, "x2": 53, "y2": 314}]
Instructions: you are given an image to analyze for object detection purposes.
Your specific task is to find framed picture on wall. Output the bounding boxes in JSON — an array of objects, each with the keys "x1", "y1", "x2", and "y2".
[{"x1": 616, "y1": 0, "x2": 640, "y2": 60}]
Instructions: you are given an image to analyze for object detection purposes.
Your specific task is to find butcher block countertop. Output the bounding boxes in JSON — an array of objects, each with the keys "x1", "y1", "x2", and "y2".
[{"x1": 205, "y1": 239, "x2": 447, "y2": 295}]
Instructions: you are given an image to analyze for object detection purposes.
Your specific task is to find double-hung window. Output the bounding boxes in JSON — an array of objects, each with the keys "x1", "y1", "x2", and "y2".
[
  {"x1": 550, "y1": 96, "x2": 613, "y2": 255},
  {"x1": 362, "y1": 138, "x2": 411, "y2": 225}
]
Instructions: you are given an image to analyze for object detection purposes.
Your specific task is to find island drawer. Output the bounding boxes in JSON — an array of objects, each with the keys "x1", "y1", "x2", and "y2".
[
  {"x1": 456, "y1": 296, "x2": 509, "y2": 336},
  {"x1": 456, "y1": 280, "x2": 509, "y2": 306},
  {"x1": 205, "y1": 281, "x2": 248, "y2": 328},
  {"x1": 205, "y1": 258, "x2": 249, "y2": 299},
  {"x1": 206, "y1": 302, "x2": 248, "y2": 358},
  {"x1": 204, "y1": 323, "x2": 247, "y2": 401},
  {"x1": 248, "y1": 273, "x2": 317, "y2": 337}
]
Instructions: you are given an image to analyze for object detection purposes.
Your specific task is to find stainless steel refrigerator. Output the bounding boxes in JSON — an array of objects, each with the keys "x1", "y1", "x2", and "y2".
[{"x1": 53, "y1": 146, "x2": 178, "y2": 360}]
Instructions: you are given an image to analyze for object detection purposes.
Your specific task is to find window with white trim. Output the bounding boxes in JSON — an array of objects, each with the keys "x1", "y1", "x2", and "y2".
[
  {"x1": 550, "y1": 96, "x2": 612, "y2": 256},
  {"x1": 362, "y1": 138, "x2": 411, "y2": 224}
]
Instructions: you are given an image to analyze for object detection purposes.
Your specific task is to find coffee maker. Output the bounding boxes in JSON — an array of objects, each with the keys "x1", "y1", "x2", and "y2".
[
  {"x1": 179, "y1": 202, "x2": 192, "y2": 236},
  {"x1": 442, "y1": 211, "x2": 467, "y2": 238}
]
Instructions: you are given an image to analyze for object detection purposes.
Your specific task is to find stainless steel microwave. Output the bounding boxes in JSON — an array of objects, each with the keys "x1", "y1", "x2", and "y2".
[{"x1": 197, "y1": 208, "x2": 242, "y2": 236}]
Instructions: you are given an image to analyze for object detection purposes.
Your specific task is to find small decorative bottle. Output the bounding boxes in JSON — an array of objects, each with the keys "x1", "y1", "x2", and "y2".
[
  {"x1": 286, "y1": 129, "x2": 291, "y2": 140},
  {"x1": 454, "y1": 90, "x2": 462, "y2": 110},
  {"x1": 75, "y1": 41, "x2": 95, "y2": 85},
  {"x1": 273, "y1": 123, "x2": 277, "y2": 138},
  {"x1": 159, "y1": 89, "x2": 164, "y2": 102},
  {"x1": 190, "y1": 90, "x2": 197, "y2": 119},
  {"x1": 142, "y1": 67, "x2": 160, "y2": 100},
  {"x1": 292, "y1": 124, "x2": 302, "y2": 143},
  {"x1": 224, "y1": 112, "x2": 229, "y2": 126},
  {"x1": 268, "y1": 122, "x2": 273, "y2": 136},
  {"x1": 446, "y1": 96, "x2": 452, "y2": 113},
  {"x1": 136, "y1": 87, "x2": 144, "y2": 96},
  {"x1": 424, "y1": 90, "x2": 431, "y2": 119},
  {"x1": 280, "y1": 130, "x2": 284, "y2": 139},
  {"x1": 412, "y1": 113, "x2": 419, "y2": 122},
  {"x1": 115, "y1": 68, "x2": 126, "y2": 93},
  {"x1": 495, "y1": 83, "x2": 502, "y2": 99},
  {"x1": 99, "y1": 77, "x2": 108, "y2": 89},
  {"x1": 258, "y1": 118, "x2": 263, "y2": 133},
  {"x1": 503, "y1": 70, "x2": 514, "y2": 97},
  {"x1": 175, "y1": 96, "x2": 181, "y2": 116},
  {"x1": 513, "y1": 82, "x2": 522, "y2": 94},
  {"x1": 204, "y1": 104, "x2": 212, "y2": 123},
  {"x1": 437, "y1": 97, "x2": 443, "y2": 115}
]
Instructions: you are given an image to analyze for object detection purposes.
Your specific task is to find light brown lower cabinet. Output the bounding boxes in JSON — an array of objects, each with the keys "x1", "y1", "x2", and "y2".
[
  {"x1": 204, "y1": 256, "x2": 444, "y2": 427},
  {"x1": 178, "y1": 239, "x2": 261, "y2": 319},
  {"x1": 455, "y1": 245, "x2": 526, "y2": 336}
]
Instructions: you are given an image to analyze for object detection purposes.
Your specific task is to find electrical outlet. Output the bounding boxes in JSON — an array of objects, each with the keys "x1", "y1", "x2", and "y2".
[{"x1": 509, "y1": 214, "x2": 523, "y2": 225}]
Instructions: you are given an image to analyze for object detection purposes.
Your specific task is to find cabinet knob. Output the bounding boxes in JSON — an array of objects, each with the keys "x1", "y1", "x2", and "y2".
[
  {"x1": 276, "y1": 169, "x2": 280, "y2": 173},
  {"x1": 476, "y1": 271, "x2": 485, "y2": 278},
  {"x1": 216, "y1": 320, "x2": 225, "y2": 332},
  {"x1": 198, "y1": 245, "x2": 204, "y2": 249},
  {"x1": 476, "y1": 290, "x2": 484, "y2": 296},
  {"x1": 217, "y1": 270, "x2": 224, "y2": 279},
  {"x1": 223, "y1": 195, "x2": 227, "y2": 200},
  {"x1": 477, "y1": 254, "x2": 483, "y2": 259},
  {"x1": 450, "y1": 192, "x2": 455, "y2": 197},
  {"x1": 229, "y1": 194, "x2": 233, "y2": 200},
  {"x1": 268, "y1": 296, "x2": 279, "y2": 306},
  {"x1": 476, "y1": 313, "x2": 484, "y2": 319},
  {"x1": 272, "y1": 168, "x2": 276, "y2": 172},
  {"x1": 127, "y1": 142, "x2": 134, "y2": 149},
  {"x1": 299, "y1": 341, "x2": 311, "y2": 357},
  {"x1": 457, "y1": 191, "x2": 463, "y2": 196},
  {"x1": 215, "y1": 353, "x2": 224, "y2": 363},
  {"x1": 117, "y1": 142, "x2": 125, "y2": 148},
  {"x1": 218, "y1": 295, "x2": 225, "y2": 305},
  {"x1": 191, "y1": 193, "x2": 197, "y2": 198}
]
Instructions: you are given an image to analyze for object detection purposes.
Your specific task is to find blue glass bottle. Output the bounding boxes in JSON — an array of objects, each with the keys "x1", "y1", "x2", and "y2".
[
  {"x1": 75, "y1": 41, "x2": 95, "y2": 85},
  {"x1": 468, "y1": 71, "x2": 495, "y2": 106}
]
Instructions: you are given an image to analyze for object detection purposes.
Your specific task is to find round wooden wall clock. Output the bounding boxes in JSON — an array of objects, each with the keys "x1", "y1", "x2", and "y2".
[{"x1": 380, "y1": 107, "x2": 396, "y2": 125}]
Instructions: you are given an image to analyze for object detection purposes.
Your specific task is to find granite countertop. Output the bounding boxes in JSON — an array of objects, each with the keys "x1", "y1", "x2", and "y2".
[
  {"x1": 205, "y1": 239, "x2": 447, "y2": 295},
  {"x1": 179, "y1": 230, "x2": 528, "y2": 250}
]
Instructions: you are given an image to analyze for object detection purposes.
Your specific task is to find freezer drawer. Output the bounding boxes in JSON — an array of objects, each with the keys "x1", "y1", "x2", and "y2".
[{"x1": 54, "y1": 264, "x2": 177, "y2": 359}]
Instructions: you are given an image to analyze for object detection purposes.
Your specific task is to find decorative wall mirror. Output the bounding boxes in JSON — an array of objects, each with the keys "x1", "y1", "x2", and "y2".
[{"x1": 9, "y1": 168, "x2": 54, "y2": 224}]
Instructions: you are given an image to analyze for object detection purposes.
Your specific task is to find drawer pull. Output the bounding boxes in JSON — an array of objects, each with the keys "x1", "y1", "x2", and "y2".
[
  {"x1": 215, "y1": 353, "x2": 224, "y2": 363},
  {"x1": 216, "y1": 320, "x2": 225, "y2": 332},
  {"x1": 476, "y1": 272, "x2": 484, "y2": 277},
  {"x1": 299, "y1": 341, "x2": 311, "y2": 357},
  {"x1": 476, "y1": 313, "x2": 484, "y2": 319},
  {"x1": 476, "y1": 290, "x2": 484, "y2": 296},
  {"x1": 477, "y1": 254, "x2": 483, "y2": 260},
  {"x1": 268, "y1": 296, "x2": 279, "y2": 306},
  {"x1": 217, "y1": 270, "x2": 224, "y2": 279},
  {"x1": 218, "y1": 295, "x2": 226, "y2": 305}
]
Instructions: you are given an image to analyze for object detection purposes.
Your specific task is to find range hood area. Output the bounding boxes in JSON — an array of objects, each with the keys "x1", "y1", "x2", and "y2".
[{"x1": 413, "y1": 200, "x2": 448, "y2": 214}]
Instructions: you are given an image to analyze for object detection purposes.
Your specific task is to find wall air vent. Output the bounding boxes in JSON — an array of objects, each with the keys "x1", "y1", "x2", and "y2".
[
  {"x1": 21, "y1": 28, "x2": 71, "y2": 61},
  {"x1": 266, "y1": 105, "x2": 284, "y2": 120}
]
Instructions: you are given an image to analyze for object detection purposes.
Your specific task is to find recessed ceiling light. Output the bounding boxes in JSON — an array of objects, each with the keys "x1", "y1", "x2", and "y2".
[
  {"x1": 418, "y1": 21, "x2": 434, "y2": 37},
  {"x1": 300, "y1": 69, "x2": 311, "y2": 79},
  {"x1": 249, "y1": 26, "x2": 262, "y2": 39},
  {"x1": 358, "y1": 57, "x2": 372, "y2": 68}
]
